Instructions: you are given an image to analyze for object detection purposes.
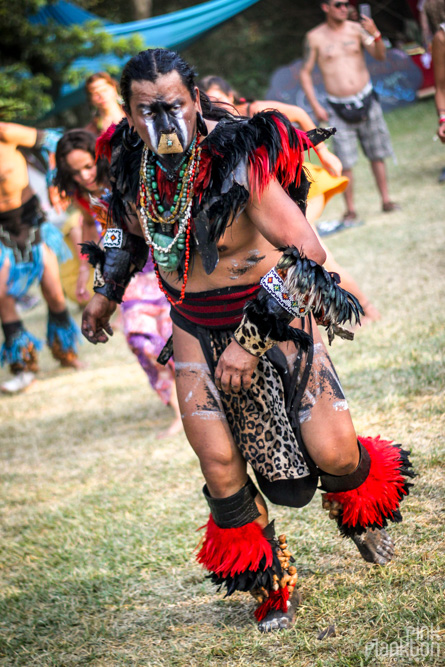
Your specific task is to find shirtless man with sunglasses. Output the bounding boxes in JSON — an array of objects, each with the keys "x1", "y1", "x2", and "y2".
[{"x1": 300, "y1": 1, "x2": 399, "y2": 223}]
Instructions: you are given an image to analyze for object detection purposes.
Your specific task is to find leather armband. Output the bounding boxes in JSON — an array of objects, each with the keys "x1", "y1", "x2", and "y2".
[{"x1": 80, "y1": 229, "x2": 148, "y2": 304}]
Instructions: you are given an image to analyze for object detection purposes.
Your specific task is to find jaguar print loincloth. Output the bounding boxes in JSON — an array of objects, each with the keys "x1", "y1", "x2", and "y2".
[{"x1": 207, "y1": 330, "x2": 310, "y2": 482}]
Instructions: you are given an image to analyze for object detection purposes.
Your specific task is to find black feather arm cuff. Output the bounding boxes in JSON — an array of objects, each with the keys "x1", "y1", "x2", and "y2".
[
  {"x1": 270, "y1": 247, "x2": 364, "y2": 344},
  {"x1": 234, "y1": 246, "x2": 364, "y2": 354},
  {"x1": 80, "y1": 231, "x2": 148, "y2": 304}
]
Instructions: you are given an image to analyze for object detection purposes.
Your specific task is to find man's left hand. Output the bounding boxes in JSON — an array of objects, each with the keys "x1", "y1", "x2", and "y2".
[{"x1": 214, "y1": 340, "x2": 259, "y2": 393}]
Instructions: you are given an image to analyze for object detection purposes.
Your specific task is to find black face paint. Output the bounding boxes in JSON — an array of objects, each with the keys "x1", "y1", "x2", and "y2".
[{"x1": 141, "y1": 100, "x2": 191, "y2": 168}]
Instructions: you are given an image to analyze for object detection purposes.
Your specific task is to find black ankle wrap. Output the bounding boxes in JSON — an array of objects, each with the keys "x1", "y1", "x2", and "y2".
[
  {"x1": 2, "y1": 320, "x2": 24, "y2": 342},
  {"x1": 203, "y1": 476, "x2": 260, "y2": 528},
  {"x1": 319, "y1": 441, "x2": 371, "y2": 492},
  {"x1": 48, "y1": 309, "x2": 70, "y2": 326}
]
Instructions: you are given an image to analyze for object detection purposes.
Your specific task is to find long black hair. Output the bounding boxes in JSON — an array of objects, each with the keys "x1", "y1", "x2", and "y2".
[
  {"x1": 54, "y1": 129, "x2": 109, "y2": 195},
  {"x1": 120, "y1": 48, "x2": 236, "y2": 123}
]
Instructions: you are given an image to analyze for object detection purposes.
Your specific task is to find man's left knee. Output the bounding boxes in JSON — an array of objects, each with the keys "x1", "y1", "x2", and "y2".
[{"x1": 315, "y1": 433, "x2": 359, "y2": 476}]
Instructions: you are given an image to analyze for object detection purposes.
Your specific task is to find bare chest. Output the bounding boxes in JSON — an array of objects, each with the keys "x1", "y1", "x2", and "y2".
[
  {"x1": 318, "y1": 34, "x2": 362, "y2": 66},
  {"x1": 159, "y1": 211, "x2": 277, "y2": 291},
  {"x1": 0, "y1": 147, "x2": 30, "y2": 209}
]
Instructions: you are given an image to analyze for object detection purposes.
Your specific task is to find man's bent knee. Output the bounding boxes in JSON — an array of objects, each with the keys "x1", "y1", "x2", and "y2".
[{"x1": 314, "y1": 434, "x2": 359, "y2": 476}]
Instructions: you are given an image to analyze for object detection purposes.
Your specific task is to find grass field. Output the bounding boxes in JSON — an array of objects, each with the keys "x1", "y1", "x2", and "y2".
[{"x1": 0, "y1": 98, "x2": 444, "y2": 666}]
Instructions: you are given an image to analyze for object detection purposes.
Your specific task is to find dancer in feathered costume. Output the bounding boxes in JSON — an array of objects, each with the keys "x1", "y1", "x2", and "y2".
[
  {"x1": 81, "y1": 48, "x2": 415, "y2": 632},
  {"x1": 0, "y1": 122, "x2": 81, "y2": 393}
]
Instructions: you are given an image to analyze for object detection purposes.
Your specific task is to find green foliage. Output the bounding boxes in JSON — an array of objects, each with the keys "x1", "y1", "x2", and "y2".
[
  {"x1": 0, "y1": 0, "x2": 141, "y2": 122},
  {"x1": 0, "y1": 65, "x2": 52, "y2": 120}
]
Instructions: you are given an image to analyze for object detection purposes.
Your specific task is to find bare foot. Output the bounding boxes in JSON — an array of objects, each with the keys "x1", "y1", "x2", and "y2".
[
  {"x1": 352, "y1": 527, "x2": 394, "y2": 565},
  {"x1": 258, "y1": 591, "x2": 301, "y2": 633},
  {"x1": 157, "y1": 416, "x2": 183, "y2": 439},
  {"x1": 60, "y1": 355, "x2": 86, "y2": 370}
]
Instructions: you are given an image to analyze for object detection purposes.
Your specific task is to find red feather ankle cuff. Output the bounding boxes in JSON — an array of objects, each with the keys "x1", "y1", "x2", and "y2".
[
  {"x1": 196, "y1": 515, "x2": 273, "y2": 579},
  {"x1": 254, "y1": 586, "x2": 289, "y2": 622},
  {"x1": 323, "y1": 435, "x2": 415, "y2": 536}
]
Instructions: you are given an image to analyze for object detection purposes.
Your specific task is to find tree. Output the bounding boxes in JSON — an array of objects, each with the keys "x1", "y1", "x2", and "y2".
[
  {"x1": 0, "y1": 0, "x2": 141, "y2": 121},
  {"x1": 130, "y1": 0, "x2": 152, "y2": 21}
]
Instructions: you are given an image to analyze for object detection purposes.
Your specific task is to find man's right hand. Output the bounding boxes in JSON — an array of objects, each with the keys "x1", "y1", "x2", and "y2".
[
  {"x1": 438, "y1": 123, "x2": 445, "y2": 143},
  {"x1": 314, "y1": 103, "x2": 329, "y2": 123},
  {"x1": 81, "y1": 293, "x2": 117, "y2": 344}
]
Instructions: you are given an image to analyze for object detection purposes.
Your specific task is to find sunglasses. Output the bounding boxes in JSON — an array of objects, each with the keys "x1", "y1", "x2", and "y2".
[{"x1": 334, "y1": 2, "x2": 350, "y2": 8}]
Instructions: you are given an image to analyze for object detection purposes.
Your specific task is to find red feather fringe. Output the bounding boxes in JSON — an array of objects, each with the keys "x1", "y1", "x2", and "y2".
[
  {"x1": 196, "y1": 515, "x2": 273, "y2": 579},
  {"x1": 325, "y1": 435, "x2": 409, "y2": 528},
  {"x1": 194, "y1": 149, "x2": 213, "y2": 200},
  {"x1": 95, "y1": 123, "x2": 117, "y2": 163},
  {"x1": 254, "y1": 586, "x2": 289, "y2": 622},
  {"x1": 248, "y1": 114, "x2": 313, "y2": 197}
]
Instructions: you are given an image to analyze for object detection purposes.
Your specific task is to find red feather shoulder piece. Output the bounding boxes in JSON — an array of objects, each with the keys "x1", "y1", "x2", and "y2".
[
  {"x1": 95, "y1": 123, "x2": 117, "y2": 163},
  {"x1": 248, "y1": 113, "x2": 315, "y2": 196}
]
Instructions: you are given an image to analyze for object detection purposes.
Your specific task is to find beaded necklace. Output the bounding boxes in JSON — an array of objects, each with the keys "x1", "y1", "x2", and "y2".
[{"x1": 138, "y1": 134, "x2": 201, "y2": 306}]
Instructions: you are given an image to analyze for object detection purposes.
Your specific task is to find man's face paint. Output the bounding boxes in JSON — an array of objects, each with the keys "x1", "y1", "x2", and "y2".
[{"x1": 125, "y1": 71, "x2": 201, "y2": 168}]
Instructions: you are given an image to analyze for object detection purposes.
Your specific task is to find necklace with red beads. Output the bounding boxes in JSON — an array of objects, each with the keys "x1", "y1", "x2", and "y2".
[{"x1": 138, "y1": 134, "x2": 201, "y2": 306}]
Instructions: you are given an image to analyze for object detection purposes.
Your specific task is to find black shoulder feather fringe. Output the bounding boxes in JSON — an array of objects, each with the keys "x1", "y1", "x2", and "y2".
[{"x1": 105, "y1": 114, "x2": 335, "y2": 274}]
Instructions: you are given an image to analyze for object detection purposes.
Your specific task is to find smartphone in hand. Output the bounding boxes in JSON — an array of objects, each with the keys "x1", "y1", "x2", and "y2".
[{"x1": 358, "y1": 3, "x2": 372, "y2": 18}]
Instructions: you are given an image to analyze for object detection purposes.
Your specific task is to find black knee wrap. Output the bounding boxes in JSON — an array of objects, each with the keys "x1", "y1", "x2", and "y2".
[
  {"x1": 319, "y1": 441, "x2": 371, "y2": 493},
  {"x1": 203, "y1": 476, "x2": 260, "y2": 528}
]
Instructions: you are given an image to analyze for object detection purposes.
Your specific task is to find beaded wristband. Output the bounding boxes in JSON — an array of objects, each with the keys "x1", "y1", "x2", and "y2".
[
  {"x1": 260, "y1": 268, "x2": 311, "y2": 318},
  {"x1": 439, "y1": 116, "x2": 445, "y2": 125},
  {"x1": 373, "y1": 31, "x2": 382, "y2": 42}
]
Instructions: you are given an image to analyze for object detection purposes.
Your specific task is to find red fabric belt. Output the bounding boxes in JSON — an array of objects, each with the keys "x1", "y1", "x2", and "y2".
[{"x1": 162, "y1": 279, "x2": 260, "y2": 328}]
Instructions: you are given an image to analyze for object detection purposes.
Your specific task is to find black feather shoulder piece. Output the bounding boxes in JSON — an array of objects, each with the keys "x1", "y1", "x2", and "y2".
[
  {"x1": 95, "y1": 114, "x2": 336, "y2": 276},
  {"x1": 198, "y1": 111, "x2": 336, "y2": 243}
]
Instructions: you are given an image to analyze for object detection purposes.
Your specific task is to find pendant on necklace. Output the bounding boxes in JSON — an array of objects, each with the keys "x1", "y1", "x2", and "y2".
[{"x1": 165, "y1": 169, "x2": 178, "y2": 182}]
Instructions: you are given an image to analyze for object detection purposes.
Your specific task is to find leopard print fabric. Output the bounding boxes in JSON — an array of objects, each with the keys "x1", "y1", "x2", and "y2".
[
  {"x1": 208, "y1": 330, "x2": 310, "y2": 482},
  {"x1": 233, "y1": 314, "x2": 275, "y2": 357}
]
